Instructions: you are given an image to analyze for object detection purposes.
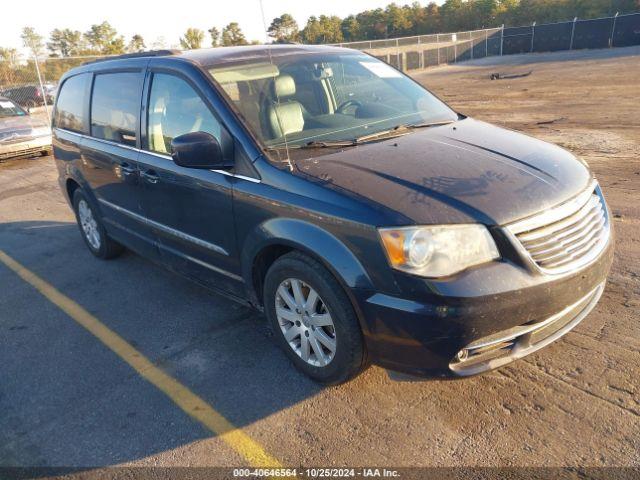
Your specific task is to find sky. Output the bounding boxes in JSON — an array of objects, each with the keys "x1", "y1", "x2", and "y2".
[{"x1": 1, "y1": 0, "x2": 432, "y2": 54}]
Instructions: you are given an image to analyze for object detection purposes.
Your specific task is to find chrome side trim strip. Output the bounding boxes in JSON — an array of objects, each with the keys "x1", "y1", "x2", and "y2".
[
  {"x1": 210, "y1": 169, "x2": 261, "y2": 183},
  {"x1": 142, "y1": 150, "x2": 173, "y2": 161},
  {"x1": 55, "y1": 127, "x2": 261, "y2": 183},
  {"x1": 158, "y1": 242, "x2": 244, "y2": 282},
  {"x1": 103, "y1": 216, "x2": 242, "y2": 282},
  {"x1": 98, "y1": 198, "x2": 230, "y2": 256},
  {"x1": 54, "y1": 128, "x2": 83, "y2": 139},
  {"x1": 83, "y1": 134, "x2": 140, "y2": 154}
]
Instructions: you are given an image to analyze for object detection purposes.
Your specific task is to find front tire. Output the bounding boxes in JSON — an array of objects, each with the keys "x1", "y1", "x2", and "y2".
[
  {"x1": 264, "y1": 252, "x2": 366, "y2": 385},
  {"x1": 72, "y1": 189, "x2": 124, "y2": 260}
]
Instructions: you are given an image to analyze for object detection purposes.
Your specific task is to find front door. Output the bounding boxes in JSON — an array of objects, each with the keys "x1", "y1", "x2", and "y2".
[{"x1": 136, "y1": 71, "x2": 243, "y2": 296}]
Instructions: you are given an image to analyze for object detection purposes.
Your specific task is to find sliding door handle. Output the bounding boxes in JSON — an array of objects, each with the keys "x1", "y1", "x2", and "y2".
[{"x1": 119, "y1": 163, "x2": 137, "y2": 176}]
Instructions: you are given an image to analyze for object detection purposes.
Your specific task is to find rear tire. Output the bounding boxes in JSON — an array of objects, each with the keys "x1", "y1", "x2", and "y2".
[
  {"x1": 72, "y1": 189, "x2": 124, "y2": 260},
  {"x1": 264, "y1": 251, "x2": 366, "y2": 385}
]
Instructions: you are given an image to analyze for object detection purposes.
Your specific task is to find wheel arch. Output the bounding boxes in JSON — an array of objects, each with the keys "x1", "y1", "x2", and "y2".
[
  {"x1": 63, "y1": 173, "x2": 102, "y2": 216},
  {"x1": 242, "y1": 218, "x2": 374, "y2": 330},
  {"x1": 65, "y1": 177, "x2": 81, "y2": 203}
]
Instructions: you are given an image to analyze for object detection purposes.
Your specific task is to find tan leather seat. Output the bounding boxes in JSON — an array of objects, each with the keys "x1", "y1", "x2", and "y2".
[
  {"x1": 149, "y1": 96, "x2": 168, "y2": 153},
  {"x1": 266, "y1": 75, "x2": 304, "y2": 138},
  {"x1": 237, "y1": 82, "x2": 263, "y2": 136}
]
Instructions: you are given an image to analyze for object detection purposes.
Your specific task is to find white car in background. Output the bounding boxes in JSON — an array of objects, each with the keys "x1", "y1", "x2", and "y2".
[{"x1": 0, "y1": 97, "x2": 52, "y2": 160}]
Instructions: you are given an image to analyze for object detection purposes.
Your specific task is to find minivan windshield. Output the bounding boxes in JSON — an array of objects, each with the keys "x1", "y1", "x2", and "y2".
[{"x1": 208, "y1": 51, "x2": 457, "y2": 160}]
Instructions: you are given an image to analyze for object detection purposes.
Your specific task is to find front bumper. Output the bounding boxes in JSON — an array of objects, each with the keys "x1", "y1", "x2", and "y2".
[
  {"x1": 357, "y1": 235, "x2": 614, "y2": 378},
  {"x1": 0, "y1": 135, "x2": 52, "y2": 160},
  {"x1": 449, "y1": 281, "x2": 604, "y2": 375}
]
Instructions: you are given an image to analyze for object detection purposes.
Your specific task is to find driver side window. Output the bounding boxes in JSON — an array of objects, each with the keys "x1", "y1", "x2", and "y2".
[{"x1": 147, "y1": 73, "x2": 222, "y2": 154}]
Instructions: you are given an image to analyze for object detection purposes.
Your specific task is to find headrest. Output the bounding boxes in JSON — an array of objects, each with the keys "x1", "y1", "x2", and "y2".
[{"x1": 271, "y1": 74, "x2": 296, "y2": 99}]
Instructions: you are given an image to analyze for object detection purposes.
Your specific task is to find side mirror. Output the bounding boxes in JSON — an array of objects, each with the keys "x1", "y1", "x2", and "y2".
[{"x1": 170, "y1": 131, "x2": 232, "y2": 170}]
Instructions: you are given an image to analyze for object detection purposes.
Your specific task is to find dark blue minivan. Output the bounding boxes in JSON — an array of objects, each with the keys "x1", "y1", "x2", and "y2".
[{"x1": 52, "y1": 45, "x2": 613, "y2": 384}]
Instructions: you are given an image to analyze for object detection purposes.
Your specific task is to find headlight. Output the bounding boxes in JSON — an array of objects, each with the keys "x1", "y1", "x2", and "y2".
[{"x1": 378, "y1": 224, "x2": 500, "y2": 278}]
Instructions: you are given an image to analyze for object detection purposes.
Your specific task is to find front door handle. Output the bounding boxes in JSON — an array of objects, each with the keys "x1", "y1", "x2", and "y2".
[{"x1": 141, "y1": 169, "x2": 159, "y2": 184}]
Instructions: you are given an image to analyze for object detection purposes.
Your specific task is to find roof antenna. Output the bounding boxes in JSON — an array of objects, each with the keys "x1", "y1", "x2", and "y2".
[{"x1": 258, "y1": 0, "x2": 270, "y2": 44}]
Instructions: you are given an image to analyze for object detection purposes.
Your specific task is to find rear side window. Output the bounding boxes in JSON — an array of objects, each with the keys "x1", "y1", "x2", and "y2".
[
  {"x1": 54, "y1": 73, "x2": 89, "y2": 133},
  {"x1": 91, "y1": 72, "x2": 141, "y2": 147}
]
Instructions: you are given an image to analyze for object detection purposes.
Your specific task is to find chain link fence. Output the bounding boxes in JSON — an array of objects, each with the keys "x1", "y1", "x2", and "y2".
[
  {"x1": 333, "y1": 27, "x2": 504, "y2": 71},
  {"x1": 0, "y1": 55, "x2": 107, "y2": 125},
  {"x1": 502, "y1": 12, "x2": 640, "y2": 54},
  {"x1": 334, "y1": 12, "x2": 640, "y2": 71}
]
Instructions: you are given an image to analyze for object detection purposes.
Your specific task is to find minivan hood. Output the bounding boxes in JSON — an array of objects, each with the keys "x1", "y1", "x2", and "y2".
[{"x1": 295, "y1": 118, "x2": 592, "y2": 226}]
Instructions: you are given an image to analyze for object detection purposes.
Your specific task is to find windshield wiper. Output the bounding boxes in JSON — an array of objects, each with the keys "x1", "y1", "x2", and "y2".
[
  {"x1": 303, "y1": 140, "x2": 358, "y2": 148},
  {"x1": 354, "y1": 120, "x2": 456, "y2": 144},
  {"x1": 266, "y1": 140, "x2": 357, "y2": 150},
  {"x1": 404, "y1": 120, "x2": 456, "y2": 129},
  {"x1": 264, "y1": 120, "x2": 456, "y2": 151},
  {"x1": 354, "y1": 125, "x2": 412, "y2": 143}
]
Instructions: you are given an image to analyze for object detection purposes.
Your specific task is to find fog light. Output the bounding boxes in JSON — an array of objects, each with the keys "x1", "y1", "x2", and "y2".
[{"x1": 456, "y1": 349, "x2": 469, "y2": 362}]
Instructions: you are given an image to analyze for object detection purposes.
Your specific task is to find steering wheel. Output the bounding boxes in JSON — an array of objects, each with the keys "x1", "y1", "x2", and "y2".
[{"x1": 336, "y1": 99, "x2": 362, "y2": 114}]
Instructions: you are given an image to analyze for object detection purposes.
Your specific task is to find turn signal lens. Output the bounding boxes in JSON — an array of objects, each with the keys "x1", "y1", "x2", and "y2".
[{"x1": 379, "y1": 230, "x2": 406, "y2": 265}]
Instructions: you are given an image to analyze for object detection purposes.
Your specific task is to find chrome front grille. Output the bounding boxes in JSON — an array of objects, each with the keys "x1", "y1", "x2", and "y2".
[{"x1": 507, "y1": 181, "x2": 610, "y2": 274}]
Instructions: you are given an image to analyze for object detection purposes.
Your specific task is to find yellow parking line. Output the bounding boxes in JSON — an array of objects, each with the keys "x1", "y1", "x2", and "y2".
[{"x1": 0, "y1": 249, "x2": 282, "y2": 468}]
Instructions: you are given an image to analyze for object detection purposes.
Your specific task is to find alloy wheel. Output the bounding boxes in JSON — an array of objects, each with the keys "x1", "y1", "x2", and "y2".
[
  {"x1": 78, "y1": 199, "x2": 101, "y2": 250},
  {"x1": 275, "y1": 278, "x2": 337, "y2": 367}
]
